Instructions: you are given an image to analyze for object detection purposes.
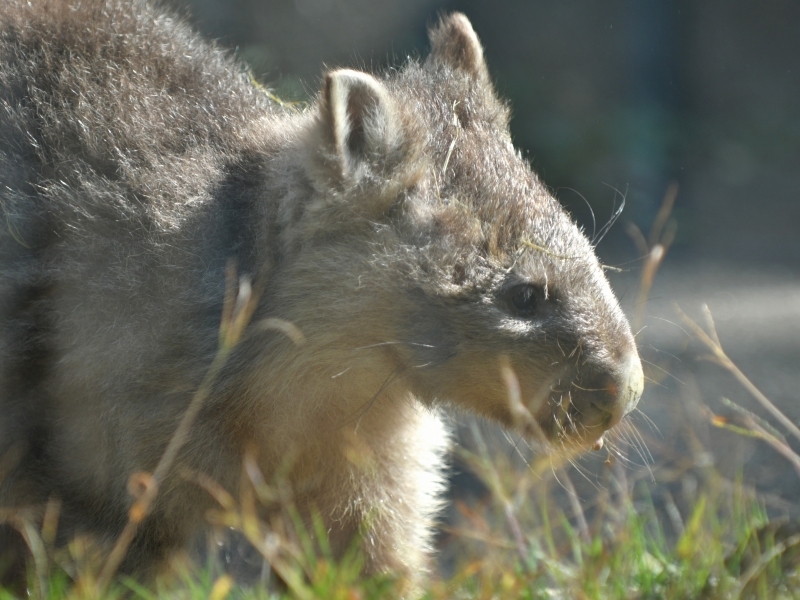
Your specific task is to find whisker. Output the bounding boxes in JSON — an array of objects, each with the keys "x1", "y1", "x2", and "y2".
[
  {"x1": 606, "y1": 431, "x2": 639, "y2": 468},
  {"x1": 567, "y1": 455, "x2": 600, "y2": 491},
  {"x1": 570, "y1": 382, "x2": 606, "y2": 392},
  {"x1": 638, "y1": 343, "x2": 684, "y2": 364},
  {"x1": 550, "y1": 459, "x2": 567, "y2": 492},
  {"x1": 345, "y1": 359, "x2": 413, "y2": 431},
  {"x1": 610, "y1": 427, "x2": 637, "y2": 461},
  {"x1": 331, "y1": 366, "x2": 352, "y2": 379},
  {"x1": 354, "y1": 341, "x2": 436, "y2": 350},
  {"x1": 616, "y1": 421, "x2": 654, "y2": 473},
  {"x1": 558, "y1": 186, "x2": 597, "y2": 243},
  {"x1": 593, "y1": 184, "x2": 627, "y2": 246},
  {"x1": 607, "y1": 443, "x2": 636, "y2": 469},
  {"x1": 627, "y1": 422, "x2": 655, "y2": 465},
  {"x1": 645, "y1": 316, "x2": 694, "y2": 339},
  {"x1": 641, "y1": 358, "x2": 685, "y2": 385},
  {"x1": 343, "y1": 342, "x2": 453, "y2": 430},
  {"x1": 643, "y1": 376, "x2": 668, "y2": 389},
  {"x1": 631, "y1": 408, "x2": 661, "y2": 437},
  {"x1": 600, "y1": 254, "x2": 650, "y2": 270}
]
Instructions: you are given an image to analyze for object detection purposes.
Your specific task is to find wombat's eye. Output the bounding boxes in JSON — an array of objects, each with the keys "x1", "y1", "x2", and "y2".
[{"x1": 508, "y1": 284, "x2": 541, "y2": 316}]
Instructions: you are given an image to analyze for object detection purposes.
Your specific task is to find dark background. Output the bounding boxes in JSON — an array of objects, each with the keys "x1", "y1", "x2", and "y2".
[
  {"x1": 175, "y1": 0, "x2": 800, "y2": 268},
  {"x1": 172, "y1": 0, "x2": 800, "y2": 511}
]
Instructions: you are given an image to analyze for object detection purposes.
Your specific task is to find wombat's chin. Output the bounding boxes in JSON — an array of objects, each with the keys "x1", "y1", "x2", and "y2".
[{"x1": 529, "y1": 418, "x2": 612, "y2": 455}]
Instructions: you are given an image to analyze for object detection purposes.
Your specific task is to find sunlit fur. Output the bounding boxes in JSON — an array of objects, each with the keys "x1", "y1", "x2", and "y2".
[{"x1": 0, "y1": 0, "x2": 642, "y2": 589}]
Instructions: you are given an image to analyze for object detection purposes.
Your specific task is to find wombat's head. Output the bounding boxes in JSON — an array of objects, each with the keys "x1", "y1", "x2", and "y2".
[{"x1": 293, "y1": 13, "x2": 643, "y2": 451}]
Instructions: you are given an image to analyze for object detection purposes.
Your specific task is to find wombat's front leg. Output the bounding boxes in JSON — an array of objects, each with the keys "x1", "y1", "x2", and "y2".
[{"x1": 291, "y1": 403, "x2": 448, "y2": 589}]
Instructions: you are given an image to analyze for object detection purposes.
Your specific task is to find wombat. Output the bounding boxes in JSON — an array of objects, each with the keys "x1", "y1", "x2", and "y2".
[{"x1": 0, "y1": 0, "x2": 644, "y2": 588}]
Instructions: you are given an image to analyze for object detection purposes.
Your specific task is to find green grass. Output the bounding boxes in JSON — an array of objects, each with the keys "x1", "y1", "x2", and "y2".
[{"x1": 3, "y1": 442, "x2": 799, "y2": 600}]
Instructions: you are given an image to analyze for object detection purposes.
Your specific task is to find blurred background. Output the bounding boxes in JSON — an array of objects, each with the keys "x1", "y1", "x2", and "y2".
[
  {"x1": 175, "y1": 0, "x2": 800, "y2": 268},
  {"x1": 175, "y1": 0, "x2": 800, "y2": 560}
]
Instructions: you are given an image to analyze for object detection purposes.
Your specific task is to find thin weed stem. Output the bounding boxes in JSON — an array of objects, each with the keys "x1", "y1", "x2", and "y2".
[
  {"x1": 97, "y1": 263, "x2": 259, "y2": 592},
  {"x1": 677, "y1": 304, "x2": 800, "y2": 447}
]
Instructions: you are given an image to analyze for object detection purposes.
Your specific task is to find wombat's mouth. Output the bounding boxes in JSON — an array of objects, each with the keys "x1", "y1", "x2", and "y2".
[{"x1": 531, "y1": 394, "x2": 614, "y2": 451}]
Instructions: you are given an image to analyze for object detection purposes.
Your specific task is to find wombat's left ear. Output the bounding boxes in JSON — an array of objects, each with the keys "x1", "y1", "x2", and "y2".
[{"x1": 426, "y1": 13, "x2": 489, "y2": 82}]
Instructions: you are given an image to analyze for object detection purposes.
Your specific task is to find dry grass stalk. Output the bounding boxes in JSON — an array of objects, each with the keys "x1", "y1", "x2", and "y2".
[
  {"x1": 677, "y1": 304, "x2": 800, "y2": 447},
  {"x1": 628, "y1": 182, "x2": 678, "y2": 333},
  {"x1": 96, "y1": 263, "x2": 259, "y2": 592}
]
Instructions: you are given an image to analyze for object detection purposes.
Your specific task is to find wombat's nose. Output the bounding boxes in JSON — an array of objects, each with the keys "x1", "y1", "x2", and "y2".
[{"x1": 601, "y1": 350, "x2": 644, "y2": 429}]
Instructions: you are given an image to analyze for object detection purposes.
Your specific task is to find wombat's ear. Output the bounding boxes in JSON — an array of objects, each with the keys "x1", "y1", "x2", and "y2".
[
  {"x1": 316, "y1": 69, "x2": 401, "y2": 184},
  {"x1": 301, "y1": 68, "x2": 425, "y2": 233},
  {"x1": 426, "y1": 13, "x2": 489, "y2": 81}
]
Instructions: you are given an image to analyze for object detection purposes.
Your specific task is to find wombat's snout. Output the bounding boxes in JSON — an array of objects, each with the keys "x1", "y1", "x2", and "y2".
[{"x1": 566, "y1": 350, "x2": 644, "y2": 447}]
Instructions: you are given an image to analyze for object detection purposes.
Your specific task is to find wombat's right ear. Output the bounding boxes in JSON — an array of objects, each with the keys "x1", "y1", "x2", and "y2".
[
  {"x1": 302, "y1": 68, "x2": 424, "y2": 228},
  {"x1": 426, "y1": 13, "x2": 489, "y2": 81}
]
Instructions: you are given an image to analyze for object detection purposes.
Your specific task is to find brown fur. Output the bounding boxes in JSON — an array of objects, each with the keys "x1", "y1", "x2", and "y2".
[{"x1": 0, "y1": 0, "x2": 643, "y2": 589}]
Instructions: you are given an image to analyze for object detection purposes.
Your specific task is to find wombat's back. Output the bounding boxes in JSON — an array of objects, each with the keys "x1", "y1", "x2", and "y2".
[{"x1": 0, "y1": 0, "x2": 293, "y2": 557}]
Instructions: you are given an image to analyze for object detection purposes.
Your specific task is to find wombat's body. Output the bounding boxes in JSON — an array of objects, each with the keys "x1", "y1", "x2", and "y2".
[{"x1": 0, "y1": 0, "x2": 643, "y2": 587}]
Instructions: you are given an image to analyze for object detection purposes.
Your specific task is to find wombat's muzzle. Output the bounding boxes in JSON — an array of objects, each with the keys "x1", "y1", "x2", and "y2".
[{"x1": 549, "y1": 349, "x2": 645, "y2": 448}]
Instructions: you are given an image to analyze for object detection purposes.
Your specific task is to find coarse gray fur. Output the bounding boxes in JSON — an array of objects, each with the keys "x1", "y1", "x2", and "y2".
[{"x1": 0, "y1": 0, "x2": 644, "y2": 590}]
